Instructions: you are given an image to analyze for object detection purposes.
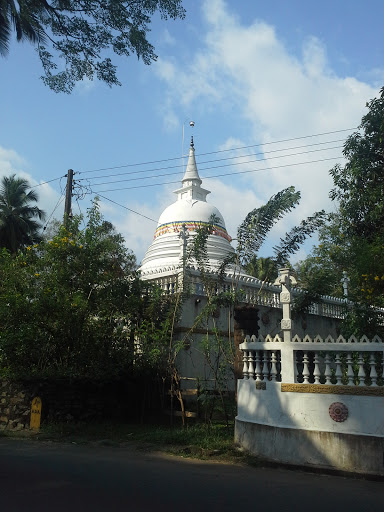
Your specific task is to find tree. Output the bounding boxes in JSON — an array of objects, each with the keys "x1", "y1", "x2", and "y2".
[
  {"x1": 0, "y1": 174, "x2": 45, "y2": 254},
  {"x1": 237, "y1": 186, "x2": 326, "y2": 275},
  {"x1": 0, "y1": 0, "x2": 185, "y2": 93},
  {"x1": 0, "y1": 0, "x2": 45, "y2": 56},
  {"x1": 244, "y1": 256, "x2": 279, "y2": 283},
  {"x1": 295, "y1": 89, "x2": 384, "y2": 335},
  {"x1": 0, "y1": 199, "x2": 177, "y2": 379},
  {"x1": 330, "y1": 87, "x2": 384, "y2": 240}
]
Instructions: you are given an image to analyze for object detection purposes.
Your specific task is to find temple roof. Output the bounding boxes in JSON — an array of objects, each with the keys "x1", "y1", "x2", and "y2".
[{"x1": 139, "y1": 137, "x2": 235, "y2": 277}]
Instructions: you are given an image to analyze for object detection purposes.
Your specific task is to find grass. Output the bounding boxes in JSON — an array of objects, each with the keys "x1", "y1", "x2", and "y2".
[{"x1": 1, "y1": 420, "x2": 258, "y2": 465}]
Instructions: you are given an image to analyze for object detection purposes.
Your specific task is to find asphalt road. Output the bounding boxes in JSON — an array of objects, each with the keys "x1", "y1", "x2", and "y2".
[{"x1": 0, "y1": 439, "x2": 383, "y2": 512}]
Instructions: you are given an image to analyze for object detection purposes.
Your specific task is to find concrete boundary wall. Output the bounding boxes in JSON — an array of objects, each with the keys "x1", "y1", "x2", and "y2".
[
  {"x1": 235, "y1": 418, "x2": 384, "y2": 476},
  {"x1": 237, "y1": 380, "x2": 384, "y2": 437}
]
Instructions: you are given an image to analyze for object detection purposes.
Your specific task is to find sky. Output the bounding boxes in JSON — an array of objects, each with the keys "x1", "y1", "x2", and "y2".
[{"x1": 1, "y1": 0, "x2": 383, "y2": 264}]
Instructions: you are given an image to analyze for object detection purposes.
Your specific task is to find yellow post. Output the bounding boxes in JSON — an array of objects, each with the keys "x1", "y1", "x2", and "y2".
[{"x1": 30, "y1": 397, "x2": 42, "y2": 430}]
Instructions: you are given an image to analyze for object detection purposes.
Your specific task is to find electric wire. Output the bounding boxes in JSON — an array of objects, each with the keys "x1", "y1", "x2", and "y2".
[
  {"x1": 27, "y1": 129, "x2": 354, "y2": 191},
  {"x1": 75, "y1": 195, "x2": 87, "y2": 229},
  {"x1": 30, "y1": 175, "x2": 66, "y2": 189},
  {"x1": 78, "y1": 127, "x2": 356, "y2": 175},
  {"x1": 42, "y1": 194, "x2": 65, "y2": 232},
  {"x1": 28, "y1": 128, "x2": 351, "y2": 227},
  {"x1": 93, "y1": 155, "x2": 342, "y2": 193},
  {"x1": 87, "y1": 145, "x2": 343, "y2": 187},
  {"x1": 78, "y1": 138, "x2": 346, "y2": 183},
  {"x1": 95, "y1": 194, "x2": 157, "y2": 223}
]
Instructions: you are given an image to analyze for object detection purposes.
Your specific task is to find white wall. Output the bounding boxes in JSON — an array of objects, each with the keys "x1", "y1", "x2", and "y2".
[{"x1": 237, "y1": 379, "x2": 384, "y2": 437}]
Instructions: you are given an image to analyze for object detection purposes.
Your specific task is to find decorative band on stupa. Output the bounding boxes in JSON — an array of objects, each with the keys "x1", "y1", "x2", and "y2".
[{"x1": 154, "y1": 221, "x2": 232, "y2": 242}]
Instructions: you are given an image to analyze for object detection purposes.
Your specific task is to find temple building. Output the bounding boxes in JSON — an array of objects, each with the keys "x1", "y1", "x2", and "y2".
[
  {"x1": 140, "y1": 136, "x2": 235, "y2": 279},
  {"x1": 138, "y1": 137, "x2": 343, "y2": 404}
]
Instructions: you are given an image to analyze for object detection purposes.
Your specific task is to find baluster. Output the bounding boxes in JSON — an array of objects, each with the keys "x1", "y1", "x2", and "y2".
[
  {"x1": 370, "y1": 353, "x2": 378, "y2": 387},
  {"x1": 242, "y1": 350, "x2": 249, "y2": 379},
  {"x1": 313, "y1": 352, "x2": 321, "y2": 384},
  {"x1": 357, "y1": 353, "x2": 366, "y2": 386},
  {"x1": 303, "y1": 351, "x2": 310, "y2": 384},
  {"x1": 277, "y1": 351, "x2": 282, "y2": 381},
  {"x1": 255, "y1": 351, "x2": 262, "y2": 381},
  {"x1": 295, "y1": 352, "x2": 301, "y2": 383},
  {"x1": 347, "y1": 353, "x2": 354, "y2": 385},
  {"x1": 270, "y1": 351, "x2": 277, "y2": 381},
  {"x1": 335, "y1": 353, "x2": 343, "y2": 385},
  {"x1": 262, "y1": 352, "x2": 269, "y2": 380},
  {"x1": 248, "y1": 351, "x2": 255, "y2": 380},
  {"x1": 324, "y1": 353, "x2": 332, "y2": 384}
]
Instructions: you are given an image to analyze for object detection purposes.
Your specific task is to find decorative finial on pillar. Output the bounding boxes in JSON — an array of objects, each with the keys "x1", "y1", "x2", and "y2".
[
  {"x1": 274, "y1": 268, "x2": 296, "y2": 343},
  {"x1": 341, "y1": 270, "x2": 350, "y2": 298},
  {"x1": 190, "y1": 135, "x2": 194, "y2": 148}
]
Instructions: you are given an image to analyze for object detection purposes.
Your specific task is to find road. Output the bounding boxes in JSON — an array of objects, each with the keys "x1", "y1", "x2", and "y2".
[{"x1": 0, "y1": 439, "x2": 383, "y2": 511}]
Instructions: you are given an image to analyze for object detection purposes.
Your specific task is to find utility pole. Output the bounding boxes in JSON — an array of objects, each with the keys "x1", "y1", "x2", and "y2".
[{"x1": 64, "y1": 169, "x2": 74, "y2": 227}]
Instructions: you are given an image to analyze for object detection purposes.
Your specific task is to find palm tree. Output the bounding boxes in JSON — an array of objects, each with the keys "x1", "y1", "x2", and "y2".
[
  {"x1": 0, "y1": 0, "x2": 45, "y2": 56},
  {"x1": 0, "y1": 174, "x2": 45, "y2": 253},
  {"x1": 244, "y1": 256, "x2": 279, "y2": 283}
]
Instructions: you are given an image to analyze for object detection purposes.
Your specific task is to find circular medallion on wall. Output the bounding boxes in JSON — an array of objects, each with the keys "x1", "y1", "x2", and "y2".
[{"x1": 329, "y1": 402, "x2": 348, "y2": 422}]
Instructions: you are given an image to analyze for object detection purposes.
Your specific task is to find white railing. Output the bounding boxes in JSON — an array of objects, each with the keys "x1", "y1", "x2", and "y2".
[
  {"x1": 239, "y1": 268, "x2": 384, "y2": 387},
  {"x1": 240, "y1": 334, "x2": 384, "y2": 386},
  {"x1": 146, "y1": 266, "x2": 383, "y2": 322}
]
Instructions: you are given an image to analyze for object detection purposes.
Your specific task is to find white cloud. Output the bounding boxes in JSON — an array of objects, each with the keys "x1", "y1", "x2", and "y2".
[
  {"x1": 149, "y1": 0, "x2": 380, "y2": 261},
  {"x1": 207, "y1": 178, "x2": 261, "y2": 241},
  {"x1": 75, "y1": 76, "x2": 96, "y2": 94},
  {"x1": 160, "y1": 28, "x2": 176, "y2": 46}
]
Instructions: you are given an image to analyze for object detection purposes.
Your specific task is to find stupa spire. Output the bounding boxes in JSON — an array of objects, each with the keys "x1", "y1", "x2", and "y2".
[
  {"x1": 182, "y1": 136, "x2": 202, "y2": 186},
  {"x1": 174, "y1": 136, "x2": 210, "y2": 203}
]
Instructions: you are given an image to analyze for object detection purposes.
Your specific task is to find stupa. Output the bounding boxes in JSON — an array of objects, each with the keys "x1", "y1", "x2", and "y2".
[{"x1": 140, "y1": 137, "x2": 235, "y2": 278}]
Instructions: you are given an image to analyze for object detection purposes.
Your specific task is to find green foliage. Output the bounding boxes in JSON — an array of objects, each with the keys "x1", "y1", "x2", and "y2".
[
  {"x1": 243, "y1": 256, "x2": 279, "y2": 283},
  {"x1": 0, "y1": 174, "x2": 45, "y2": 254},
  {"x1": 0, "y1": 0, "x2": 45, "y2": 56},
  {"x1": 0, "y1": 199, "x2": 175, "y2": 379},
  {"x1": 330, "y1": 87, "x2": 384, "y2": 239},
  {"x1": 273, "y1": 210, "x2": 326, "y2": 268},
  {"x1": 296, "y1": 89, "x2": 384, "y2": 336},
  {"x1": 0, "y1": 0, "x2": 185, "y2": 93},
  {"x1": 236, "y1": 186, "x2": 326, "y2": 294},
  {"x1": 237, "y1": 186, "x2": 301, "y2": 264}
]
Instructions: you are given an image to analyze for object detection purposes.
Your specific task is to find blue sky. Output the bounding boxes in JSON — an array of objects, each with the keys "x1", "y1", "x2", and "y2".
[{"x1": 1, "y1": 0, "x2": 383, "y2": 263}]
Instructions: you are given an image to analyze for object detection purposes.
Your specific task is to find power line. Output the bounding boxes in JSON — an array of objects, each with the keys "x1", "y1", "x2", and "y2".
[
  {"x1": 31, "y1": 175, "x2": 67, "y2": 189},
  {"x1": 42, "y1": 194, "x2": 65, "y2": 232},
  {"x1": 95, "y1": 194, "x2": 157, "y2": 223},
  {"x1": 78, "y1": 127, "x2": 355, "y2": 175},
  {"x1": 94, "y1": 155, "x2": 342, "y2": 193},
  {"x1": 87, "y1": 145, "x2": 343, "y2": 188},
  {"x1": 78, "y1": 138, "x2": 346, "y2": 183}
]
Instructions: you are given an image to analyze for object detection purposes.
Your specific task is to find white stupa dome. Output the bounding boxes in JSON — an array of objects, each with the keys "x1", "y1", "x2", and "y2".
[{"x1": 140, "y1": 137, "x2": 235, "y2": 277}]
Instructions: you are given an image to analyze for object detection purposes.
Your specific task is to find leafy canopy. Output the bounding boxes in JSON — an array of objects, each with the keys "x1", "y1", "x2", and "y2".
[
  {"x1": 295, "y1": 89, "x2": 384, "y2": 335},
  {"x1": 330, "y1": 86, "x2": 384, "y2": 239},
  {"x1": 0, "y1": 0, "x2": 185, "y2": 93},
  {"x1": 0, "y1": 199, "x2": 176, "y2": 379}
]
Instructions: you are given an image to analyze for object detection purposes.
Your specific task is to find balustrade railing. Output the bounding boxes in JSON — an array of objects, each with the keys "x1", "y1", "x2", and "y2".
[
  {"x1": 292, "y1": 335, "x2": 384, "y2": 386},
  {"x1": 240, "y1": 334, "x2": 384, "y2": 387},
  {"x1": 148, "y1": 267, "x2": 383, "y2": 322},
  {"x1": 242, "y1": 346, "x2": 282, "y2": 382}
]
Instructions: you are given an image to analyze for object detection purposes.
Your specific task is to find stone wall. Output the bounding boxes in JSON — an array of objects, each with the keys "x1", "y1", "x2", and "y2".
[
  {"x1": 0, "y1": 378, "x2": 162, "y2": 430},
  {"x1": 0, "y1": 380, "x2": 31, "y2": 430}
]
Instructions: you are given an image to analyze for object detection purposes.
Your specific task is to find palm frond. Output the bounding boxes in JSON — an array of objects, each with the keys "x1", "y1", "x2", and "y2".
[
  {"x1": 273, "y1": 210, "x2": 326, "y2": 267},
  {"x1": 0, "y1": 174, "x2": 45, "y2": 253},
  {"x1": 237, "y1": 186, "x2": 301, "y2": 263}
]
